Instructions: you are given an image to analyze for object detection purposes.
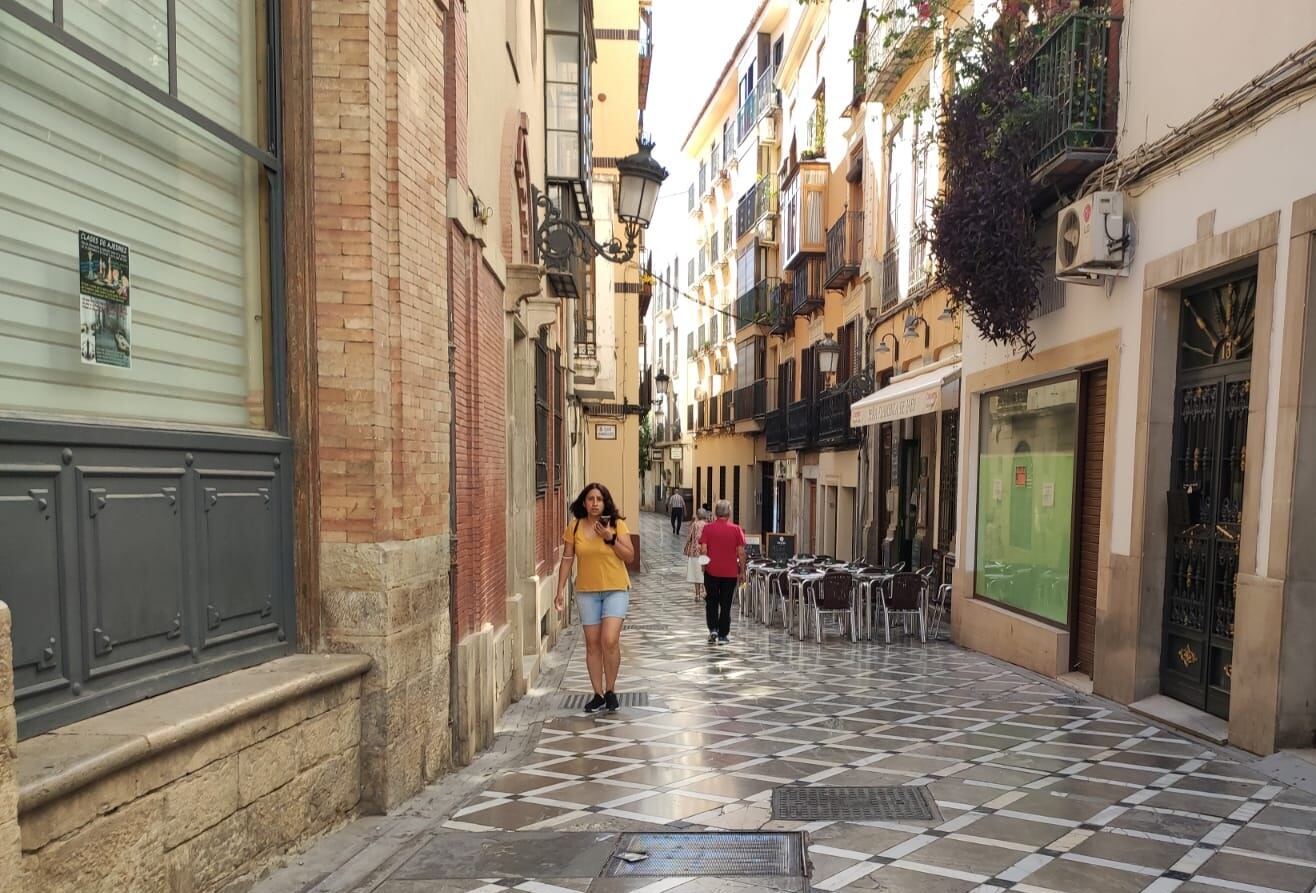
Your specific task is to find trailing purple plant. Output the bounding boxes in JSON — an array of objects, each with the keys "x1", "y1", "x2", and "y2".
[{"x1": 818, "y1": 0, "x2": 1075, "y2": 356}]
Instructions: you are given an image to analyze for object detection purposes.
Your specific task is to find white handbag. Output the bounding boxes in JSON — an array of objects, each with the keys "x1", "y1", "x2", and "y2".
[{"x1": 686, "y1": 556, "x2": 704, "y2": 583}]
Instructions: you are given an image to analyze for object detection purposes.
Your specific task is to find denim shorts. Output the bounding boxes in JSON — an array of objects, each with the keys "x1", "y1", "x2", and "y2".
[{"x1": 577, "y1": 590, "x2": 629, "y2": 625}]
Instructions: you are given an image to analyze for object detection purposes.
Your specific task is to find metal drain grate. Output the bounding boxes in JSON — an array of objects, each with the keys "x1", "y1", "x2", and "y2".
[
  {"x1": 560, "y1": 691, "x2": 651, "y2": 709},
  {"x1": 771, "y1": 785, "x2": 937, "y2": 822},
  {"x1": 604, "y1": 831, "x2": 807, "y2": 877}
]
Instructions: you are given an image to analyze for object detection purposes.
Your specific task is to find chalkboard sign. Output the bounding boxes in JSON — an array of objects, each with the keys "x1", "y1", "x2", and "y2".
[
  {"x1": 743, "y1": 534, "x2": 762, "y2": 560},
  {"x1": 766, "y1": 532, "x2": 796, "y2": 563}
]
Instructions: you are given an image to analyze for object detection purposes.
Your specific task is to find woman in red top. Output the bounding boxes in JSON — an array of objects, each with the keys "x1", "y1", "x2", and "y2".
[{"x1": 698, "y1": 499, "x2": 746, "y2": 645}]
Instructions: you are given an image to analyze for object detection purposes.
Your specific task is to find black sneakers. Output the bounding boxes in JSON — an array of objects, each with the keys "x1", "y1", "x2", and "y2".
[
  {"x1": 604, "y1": 690, "x2": 620, "y2": 713},
  {"x1": 717, "y1": 636, "x2": 729, "y2": 645},
  {"x1": 707, "y1": 632, "x2": 717, "y2": 644},
  {"x1": 583, "y1": 692, "x2": 607, "y2": 713}
]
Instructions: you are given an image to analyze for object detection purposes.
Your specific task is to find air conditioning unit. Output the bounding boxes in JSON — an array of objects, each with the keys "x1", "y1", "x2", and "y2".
[
  {"x1": 757, "y1": 217, "x2": 777, "y2": 245},
  {"x1": 1055, "y1": 191, "x2": 1128, "y2": 278}
]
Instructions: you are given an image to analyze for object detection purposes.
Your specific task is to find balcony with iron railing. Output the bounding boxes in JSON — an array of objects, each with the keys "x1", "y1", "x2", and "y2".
[
  {"x1": 765, "y1": 407, "x2": 788, "y2": 452},
  {"x1": 1024, "y1": 8, "x2": 1118, "y2": 192},
  {"x1": 825, "y1": 209, "x2": 862, "y2": 288},
  {"x1": 881, "y1": 244, "x2": 901, "y2": 311},
  {"x1": 790, "y1": 256, "x2": 825, "y2": 317},
  {"x1": 734, "y1": 379, "x2": 767, "y2": 422},
  {"x1": 786, "y1": 397, "x2": 816, "y2": 450},
  {"x1": 736, "y1": 66, "x2": 779, "y2": 144},
  {"x1": 817, "y1": 388, "x2": 861, "y2": 448},
  {"x1": 735, "y1": 277, "x2": 778, "y2": 331},
  {"x1": 736, "y1": 176, "x2": 777, "y2": 241},
  {"x1": 864, "y1": 1, "x2": 933, "y2": 101},
  {"x1": 769, "y1": 281, "x2": 792, "y2": 335}
]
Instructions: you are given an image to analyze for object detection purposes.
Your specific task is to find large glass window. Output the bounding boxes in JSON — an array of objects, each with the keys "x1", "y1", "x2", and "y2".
[
  {"x1": 0, "y1": 4, "x2": 273, "y2": 429},
  {"x1": 975, "y1": 377, "x2": 1079, "y2": 625}
]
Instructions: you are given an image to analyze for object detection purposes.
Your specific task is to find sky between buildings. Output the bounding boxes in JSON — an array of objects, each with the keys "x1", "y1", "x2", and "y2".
[{"x1": 645, "y1": 0, "x2": 762, "y2": 268}]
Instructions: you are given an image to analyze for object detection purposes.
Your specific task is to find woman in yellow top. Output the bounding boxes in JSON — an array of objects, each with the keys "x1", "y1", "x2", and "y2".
[{"x1": 555, "y1": 482, "x2": 636, "y2": 713}]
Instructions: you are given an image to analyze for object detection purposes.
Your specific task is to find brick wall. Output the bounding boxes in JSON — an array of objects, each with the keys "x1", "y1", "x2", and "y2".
[
  {"x1": 312, "y1": 0, "x2": 449, "y2": 547},
  {"x1": 448, "y1": 0, "x2": 509, "y2": 639},
  {"x1": 310, "y1": 0, "x2": 453, "y2": 810}
]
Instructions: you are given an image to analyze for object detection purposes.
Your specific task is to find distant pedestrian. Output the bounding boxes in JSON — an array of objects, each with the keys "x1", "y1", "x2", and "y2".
[
  {"x1": 684, "y1": 507, "x2": 712, "y2": 601},
  {"x1": 668, "y1": 490, "x2": 686, "y2": 534},
  {"x1": 699, "y1": 500, "x2": 746, "y2": 645},
  {"x1": 555, "y1": 482, "x2": 635, "y2": 713}
]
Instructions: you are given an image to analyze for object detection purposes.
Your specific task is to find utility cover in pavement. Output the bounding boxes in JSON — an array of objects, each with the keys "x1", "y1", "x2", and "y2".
[
  {"x1": 390, "y1": 832, "x2": 618, "y2": 879},
  {"x1": 771, "y1": 785, "x2": 938, "y2": 821},
  {"x1": 603, "y1": 831, "x2": 808, "y2": 877},
  {"x1": 560, "y1": 691, "x2": 651, "y2": 709}
]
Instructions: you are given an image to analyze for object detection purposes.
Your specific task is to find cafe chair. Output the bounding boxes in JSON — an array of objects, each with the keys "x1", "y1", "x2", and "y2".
[
  {"x1": 881, "y1": 572, "x2": 928, "y2": 644},
  {"x1": 809, "y1": 570, "x2": 858, "y2": 644},
  {"x1": 928, "y1": 581, "x2": 952, "y2": 640}
]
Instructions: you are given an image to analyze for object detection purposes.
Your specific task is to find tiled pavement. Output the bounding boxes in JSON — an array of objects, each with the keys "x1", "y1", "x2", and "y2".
[{"x1": 262, "y1": 513, "x2": 1316, "y2": 893}]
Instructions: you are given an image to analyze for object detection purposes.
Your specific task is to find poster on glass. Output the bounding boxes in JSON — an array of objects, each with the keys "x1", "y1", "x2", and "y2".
[{"x1": 78, "y1": 230, "x2": 132, "y2": 369}]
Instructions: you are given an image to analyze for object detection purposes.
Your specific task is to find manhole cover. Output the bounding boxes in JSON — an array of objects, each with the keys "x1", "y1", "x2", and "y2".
[
  {"x1": 771, "y1": 785, "x2": 937, "y2": 821},
  {"x1": 560, "y1": 691, "x2": 651, "y2": 709},
  {"x1": 604, "y1": 831, "x2": 807, "y2": 877}
]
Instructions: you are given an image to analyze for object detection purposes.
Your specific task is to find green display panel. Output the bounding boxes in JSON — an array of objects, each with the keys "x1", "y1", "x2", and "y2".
[{"x1": 974, "y1": 379, "x2": 1078, "y2": 625}]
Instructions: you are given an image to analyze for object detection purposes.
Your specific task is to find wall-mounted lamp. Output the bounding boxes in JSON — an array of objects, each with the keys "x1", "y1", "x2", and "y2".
[
  {"x1": 875, "y1": 331, "x2": 900, "y2": 363},
  {"x1": 536, "y1": 138, "x2": 668, "y2": 269},
  {"x1": 903, "y1": 313, "x2": 931, "y2": 350}
]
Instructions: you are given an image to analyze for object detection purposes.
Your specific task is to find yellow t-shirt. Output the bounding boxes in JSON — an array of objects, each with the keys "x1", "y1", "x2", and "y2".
[{"x1": 563, "y1": 517, "x2": 632, "y2": 592}]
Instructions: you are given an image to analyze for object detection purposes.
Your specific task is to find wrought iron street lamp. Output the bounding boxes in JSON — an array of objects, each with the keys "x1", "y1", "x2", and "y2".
[
  {"x1": 816, "y1": 331, "x2": 841, "y2": 386},
  {"x1": 876, "y1": 331, "x2": 901, "y2": 362},
  {"x1": 536, "y1": 138, "x2": 669, "y2": 270},
  {"x1": 903, "y1": 313, "x2": 930, "y2": 349}
]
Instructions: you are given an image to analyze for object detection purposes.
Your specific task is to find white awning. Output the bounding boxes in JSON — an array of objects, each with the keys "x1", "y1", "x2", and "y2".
[{"x1": 850, "y1": 364, "x2": 962, "y2": 427}]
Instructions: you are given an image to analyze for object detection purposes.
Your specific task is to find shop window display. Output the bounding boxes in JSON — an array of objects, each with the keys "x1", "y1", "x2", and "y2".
[{"x1": 975, "y1": 377, "x2": 1078, "y2": 624}]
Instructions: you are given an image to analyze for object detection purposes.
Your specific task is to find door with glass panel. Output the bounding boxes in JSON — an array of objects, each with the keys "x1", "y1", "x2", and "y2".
[{"x1": 1160, "y1": 273, "x2": 1256, "y2": 719}]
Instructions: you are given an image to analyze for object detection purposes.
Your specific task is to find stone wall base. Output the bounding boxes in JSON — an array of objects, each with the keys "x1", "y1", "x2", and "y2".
[
  {"x1": 320, "y1": 534, "x2": 452, "y2": 812},
  {"x1": 951, "y1": 568, "x2": 1070, "y2": 679},
  {"x1": 9, "y1": 655, "x2": 369, "y2": 893}
]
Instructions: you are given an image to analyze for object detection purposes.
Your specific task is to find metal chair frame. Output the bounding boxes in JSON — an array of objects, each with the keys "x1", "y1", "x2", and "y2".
[{"x1": 881, "y1": 572, "x2": 928, "y2": 643}]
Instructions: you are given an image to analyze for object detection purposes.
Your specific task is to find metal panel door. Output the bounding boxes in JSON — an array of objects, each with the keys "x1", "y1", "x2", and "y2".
[{"x1": 1161, "y1": 373, "x2": 1248, "y2": 718}]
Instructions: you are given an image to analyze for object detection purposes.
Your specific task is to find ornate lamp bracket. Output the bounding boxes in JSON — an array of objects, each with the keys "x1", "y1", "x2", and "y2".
[{"x1": 535, "y1": 191, "x2": 643, "y2": 269}]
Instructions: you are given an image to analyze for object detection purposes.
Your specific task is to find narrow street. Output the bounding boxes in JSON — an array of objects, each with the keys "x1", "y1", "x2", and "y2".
[{"x1": 255, "y1": 513, "x2": 1316, "y2": 893}]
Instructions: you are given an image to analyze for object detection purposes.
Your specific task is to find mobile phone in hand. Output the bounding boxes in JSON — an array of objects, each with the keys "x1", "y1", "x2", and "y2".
[{"x1": 600, "y1": 515, "x2": 612, "y2": 527}]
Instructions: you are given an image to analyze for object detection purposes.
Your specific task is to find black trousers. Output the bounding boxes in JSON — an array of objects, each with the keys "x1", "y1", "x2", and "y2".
[
  {"x1": 704, "y1": 574, "x2": 737, "y2": 637},
  {"x1": 670, "y1": 507, "x2": 684, "y2": 533}
]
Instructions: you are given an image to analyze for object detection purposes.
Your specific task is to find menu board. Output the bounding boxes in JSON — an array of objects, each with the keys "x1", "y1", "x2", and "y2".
[
  {"x1": 766, "y1": 532, "x2": 796, "y2": 563},
  {"x1": 743, "y1": 534, "x2": 762, "y2": 560}
]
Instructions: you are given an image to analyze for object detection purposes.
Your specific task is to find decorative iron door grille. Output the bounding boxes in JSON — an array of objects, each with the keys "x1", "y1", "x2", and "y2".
[{"x1": 1160, "y1": 273, "x2": 1255, "y2": 720}]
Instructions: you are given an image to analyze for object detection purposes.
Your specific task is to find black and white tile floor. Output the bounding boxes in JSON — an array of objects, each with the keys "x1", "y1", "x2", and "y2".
[{"x1": 426, "y1": 514, "x2": 1316, "y2": 892}]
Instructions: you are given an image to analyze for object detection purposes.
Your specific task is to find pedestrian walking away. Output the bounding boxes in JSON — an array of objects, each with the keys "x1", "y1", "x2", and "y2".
[
  {"x1": 683, "y1": 507, "x2": 711, "y2": 602},
  {"x1": 699, "y1": 499, "x2": 746, "y2": 645},
  {"x1": 667, "y1": 489, "x2": 685, "y2": 534},
  {"x1": 555, "y1": 482, "x2": 636, "y2": 713}
]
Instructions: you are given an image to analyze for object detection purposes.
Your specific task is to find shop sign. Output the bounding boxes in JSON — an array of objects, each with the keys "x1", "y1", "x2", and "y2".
[
  {"x1": 595, "y1": 423, "x2": 617, "y2": 440},
  {"x1": 78, "y1": 230, "x2": 132, "y2": 369},
  {"x1": 850, "y1": 382, "x2": 942, "y2": 426}
]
